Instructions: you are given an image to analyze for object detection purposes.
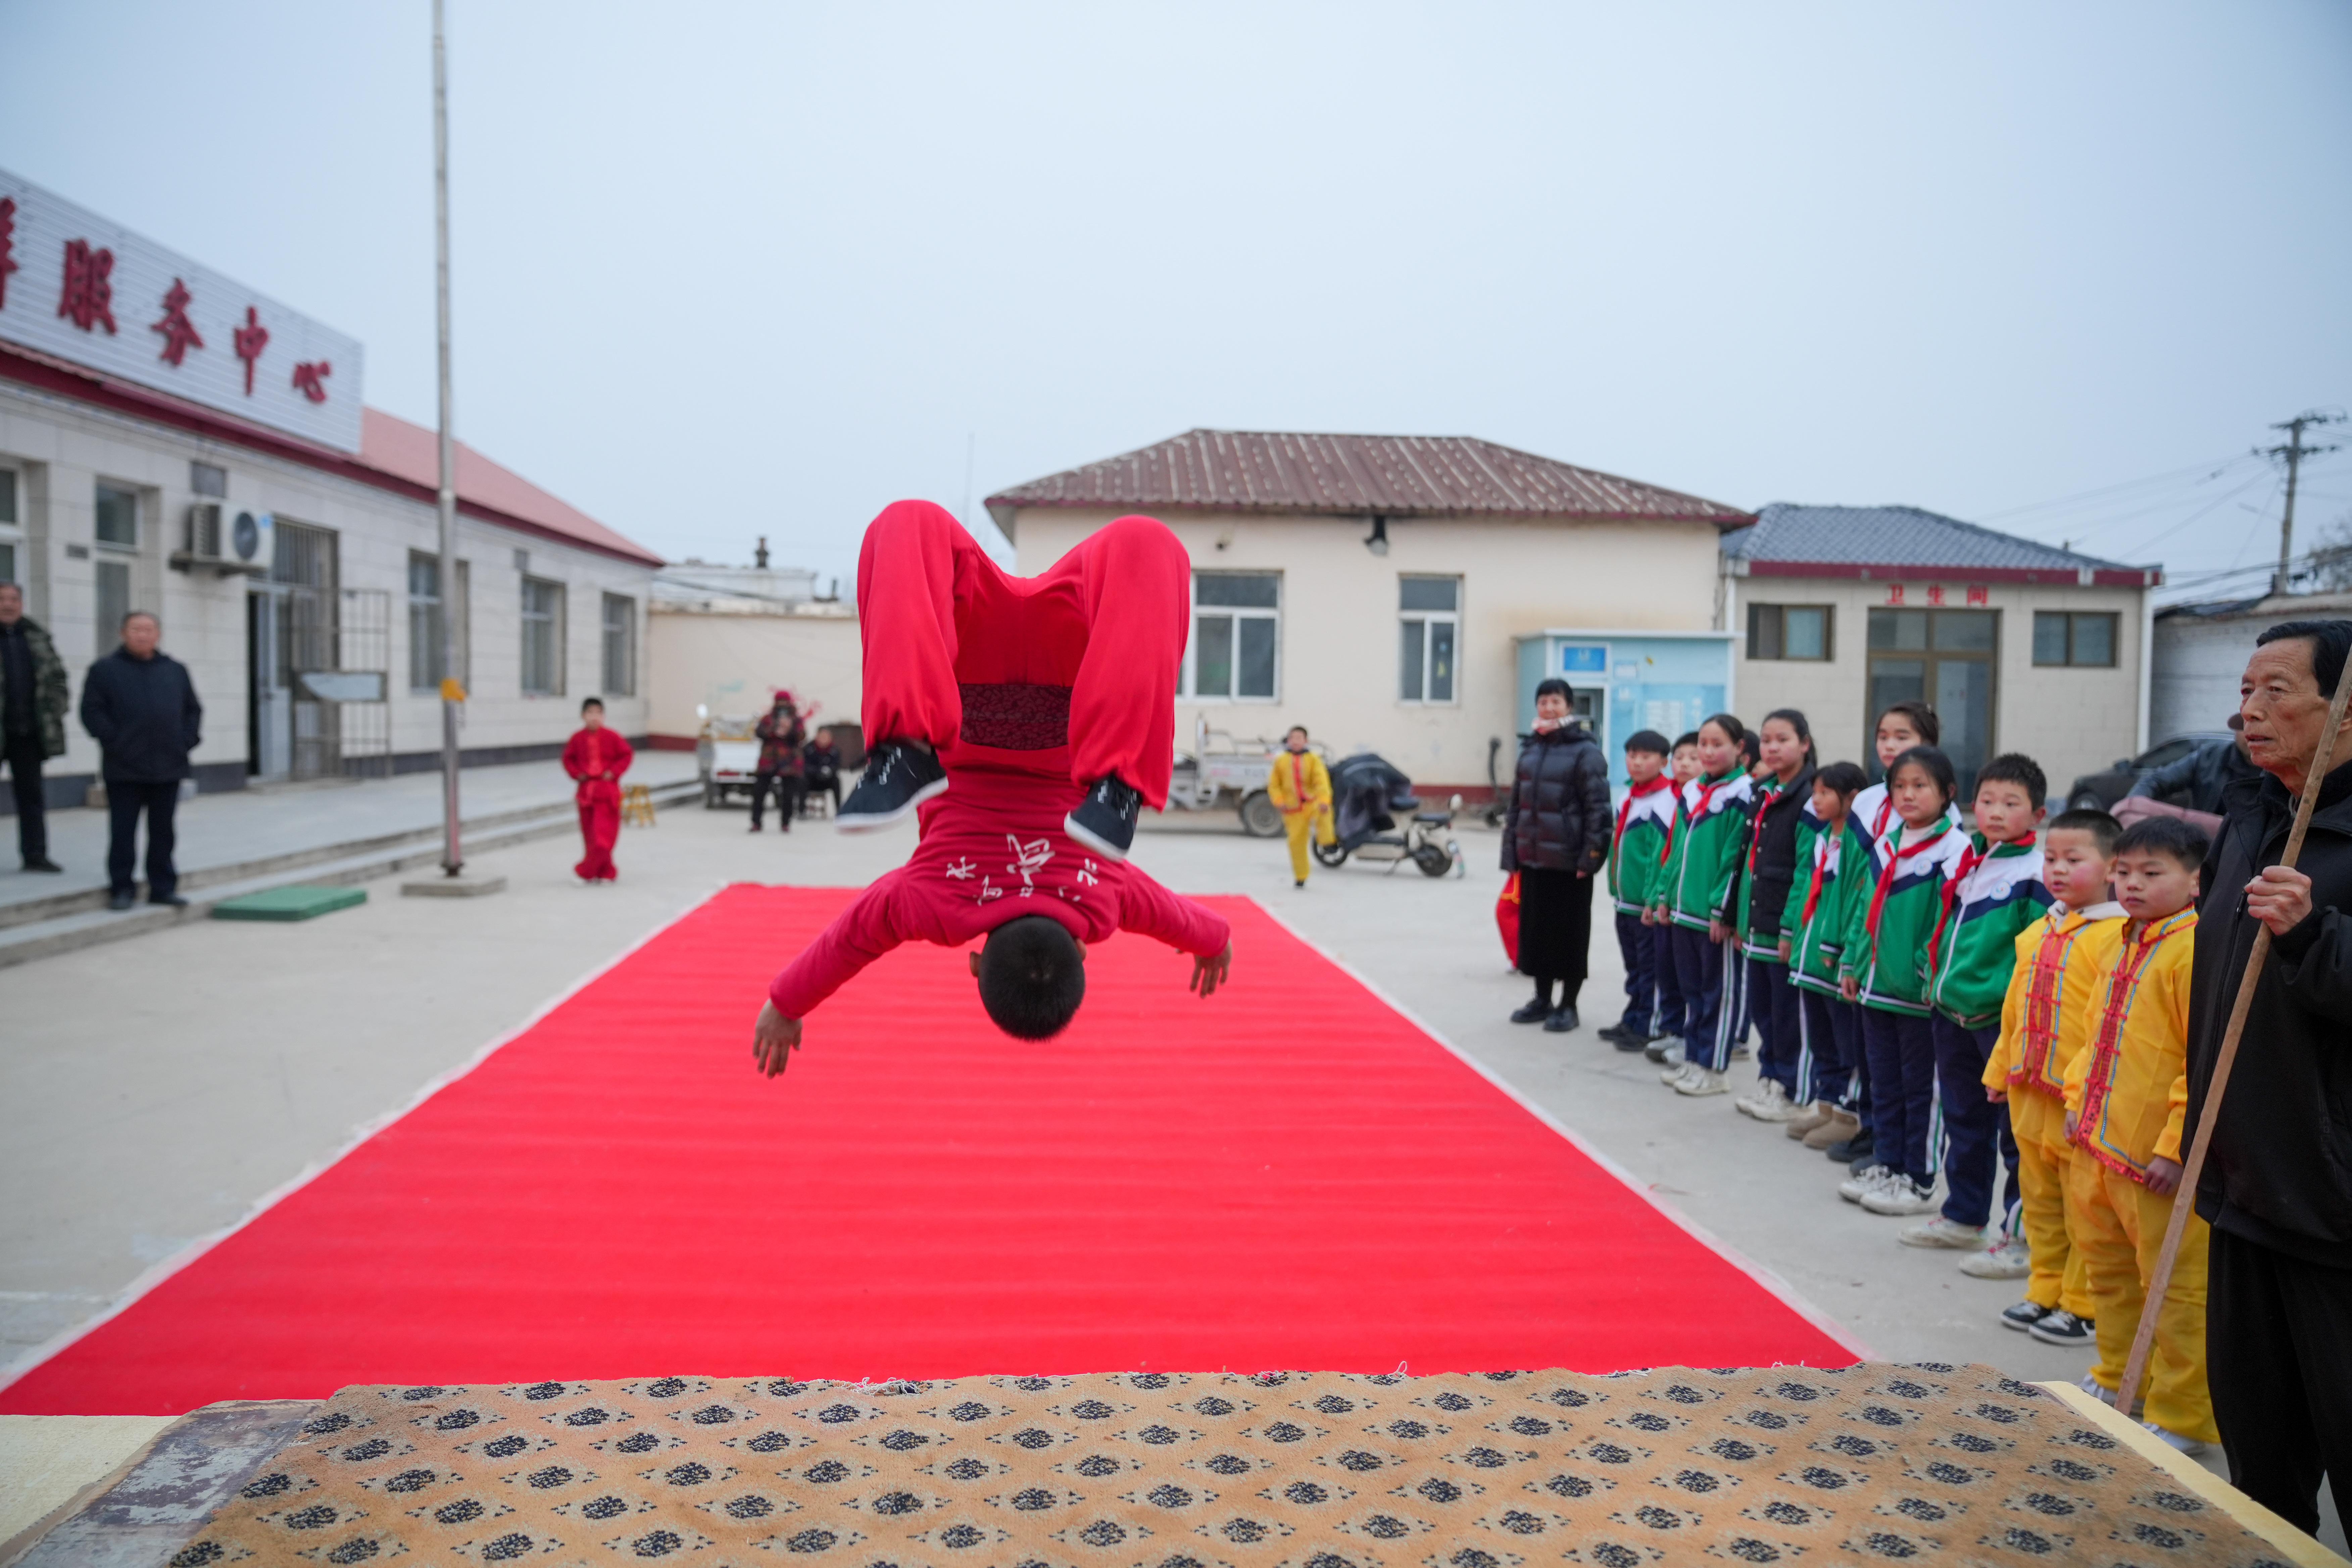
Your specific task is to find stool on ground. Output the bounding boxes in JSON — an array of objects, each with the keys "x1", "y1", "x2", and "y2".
[{"x1": 621, "y1": 783, "x2": 658, "y2": 828}]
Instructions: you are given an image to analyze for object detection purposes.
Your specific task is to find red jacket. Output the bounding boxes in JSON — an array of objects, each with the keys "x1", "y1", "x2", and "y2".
[
  {"x1": 562, "y1": 728, "x2": 634, "y2": 797},
  {"x1": 768, "y1": 764, "x2": 1230, "y2": 1019}
]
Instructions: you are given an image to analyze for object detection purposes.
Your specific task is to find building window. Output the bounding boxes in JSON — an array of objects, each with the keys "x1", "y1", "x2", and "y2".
[
  {"x1": 521, "y1": 576, "x2": 566, "y2": 695},
  {"x1": 190, "y1": 461, "x2": 227, "y2": 498},
  {"x1": 1185, "y1": 572, "x2": 1278, "y2": 700},
  {"x1": 95, "y1": 482, "x2": 138, "y2": 550},
  {"x1": 2033, "y1": 610, "x2": 2117, "y2": 668},
  {"x1": 1748, "y1": 603, "x2": 1833, "y2": 661},
  {"x1": 601, "y1": 592, "x2": 637, "y2": 696},
  {"x1": 408, "y1": 551, "x2": 471, "y2": 691},
  {"x1": 1399, "y1": 576, "x2": 1459, "y2": 703},
  {"x1": 1867, "y1": 607, "x2": 1999, "y2": 797}
]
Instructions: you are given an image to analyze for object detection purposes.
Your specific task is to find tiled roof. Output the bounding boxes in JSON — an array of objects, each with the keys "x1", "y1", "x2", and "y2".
[
  {"x1": 986, "y1": 429, "x2": 1752, "y2": 533},
  {"x1": 1724, "y1": 503, "x2": 2159, "y2": 588}
]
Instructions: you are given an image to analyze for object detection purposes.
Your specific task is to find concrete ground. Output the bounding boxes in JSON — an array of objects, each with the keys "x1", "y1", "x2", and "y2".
[{"x1": 3, "y1": 798, "x2": 2339, "y2": 1551}]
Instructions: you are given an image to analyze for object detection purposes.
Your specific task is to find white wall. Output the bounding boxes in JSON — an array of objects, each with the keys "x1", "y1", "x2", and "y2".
[
  {"x1": 648, "y1": 606, "x2": 862, "y2": 741},
  {"x1": 2151, "y1": 593, "x2": 2352, "y2": 742}
]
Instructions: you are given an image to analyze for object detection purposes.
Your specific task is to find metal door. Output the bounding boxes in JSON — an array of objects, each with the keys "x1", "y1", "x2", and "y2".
[{"x1": 248, "y1": 584, "x2": 292, "y2": 779}]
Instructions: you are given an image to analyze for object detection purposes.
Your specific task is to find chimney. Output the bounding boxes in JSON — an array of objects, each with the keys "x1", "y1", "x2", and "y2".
[{"x1": 754, "y1": 535, "x2": 770, "y2": 569}]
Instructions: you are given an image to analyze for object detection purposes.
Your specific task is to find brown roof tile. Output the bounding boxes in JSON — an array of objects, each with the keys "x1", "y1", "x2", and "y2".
[{"x1": 986, "y1": 429, "x2": 1752, "y2": 533}]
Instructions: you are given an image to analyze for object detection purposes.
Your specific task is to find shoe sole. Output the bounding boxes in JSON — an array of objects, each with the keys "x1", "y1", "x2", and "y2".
[
  {"x1": 2028, "y1": 1329, "x2": 2091, "y2": 1346},
  {"x1": 1999, "y1": 1313, "x2": 2048, "y2": 1333},
  {"x1": 835, "y1": 775, "x2": 950, "y2": 832},
  {"x1": 1899, "y1": 1232, "x2": 1987, "y2": 1249},
  {"x1": 1063, "y1": 813, "x2": 1133, "y2": 863},
  {"x1": 1676, "y1": 1079, "x2": 1728, "y2": 1097}
]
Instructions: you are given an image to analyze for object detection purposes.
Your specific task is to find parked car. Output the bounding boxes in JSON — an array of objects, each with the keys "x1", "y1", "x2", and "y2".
[{"x1": 2063, "y1": 731, "x2": 2232, "y2": 812}]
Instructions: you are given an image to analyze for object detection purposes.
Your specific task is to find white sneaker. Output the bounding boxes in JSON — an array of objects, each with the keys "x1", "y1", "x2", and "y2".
[
  {"x1": 1735, "y1": 1079, "x2": 1786, "y2": 1120},
  {"x1": 1677, "y1": 1068, "x2": 1730, "y2": 1097},
  {"x1": 2142, "y1": 1420, "x2": 2208, "y2": 1456},
  {"x1": 1861, "y1": 1177, "x2": 1940, "y2": 1216},
  {"x1": 1748, "y1": 1081, "x2": 1808, "y2": 1122},
  {"x1": 2078, "y1": 1374, "x2": 2115, "y2": 1405},
  {"x1": 1729, "y1": 1044, "x2": 1753, "y2": 1061},
  {"x1": 1660, "y1": 1061, "x2": 1697, "y2": 1087},
  {"x1": 1839, "y1": 1164, "x2": 1892, "y2": 1203},
  {"x1": 1900, "y1": 1216, "x2": 1989, "y2": 1249},
  {"x1": 1959, "y1": 1238, "x2": 2033, "y2": 1279}
]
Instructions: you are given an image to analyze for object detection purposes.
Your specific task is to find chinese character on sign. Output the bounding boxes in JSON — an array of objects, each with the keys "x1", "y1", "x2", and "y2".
[
  {"x1": 1885, "y1": 584, "x2": 1906, "y2": 606},
  {"x1": 233, "y1": 306, "x2": 269, "y2": 394},
  {"x1": 1926, "y1": 584, "x2": 1946, "y2": 606},
  {"x1": 57, "y1": 238, "x2": 116, "y2": 334},
  {"x1": 291, "y1": 360, "x2": 331, "y2": 403},
  {"x1": 150, "y1": 278, "x2": 203, "y2": 366},
  {"x1": 0, "y1": 199, "x2": 17, "y2": 310},
  {"x1": 1965, "y1": 585, "x2": 1988, "y2": 606}
]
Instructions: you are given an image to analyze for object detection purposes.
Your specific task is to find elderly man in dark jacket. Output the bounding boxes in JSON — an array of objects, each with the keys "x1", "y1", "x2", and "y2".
[
  {"x1": 2186, "y1": 618, "x2": 2352, "y2": 1533},
  {"x1": 80, "y1": 611, "x2": 202, "y2": 910},
  {"x1": 0, "y1": 581, "x2": 69, "y2": 872},
  {"x1": 1502, "y1": 677, "x2": 1613, "y2": 1032}
]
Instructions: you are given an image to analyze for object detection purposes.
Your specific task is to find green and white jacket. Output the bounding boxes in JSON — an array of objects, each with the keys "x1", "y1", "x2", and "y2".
[
  {"x1": 1790, "y1": 810, "x2": 1864, "y2": 997},
  {"x1": 1606, "y1": 776, "x2": 1676, "y2": 916},
  {"x1": 1651, "y1": 770, "x2": 1755, "y2": 933},
  {"x1": 1924, "y1": 834, "x2": 2052, "y2": 1030},
  {"x1": 1838, "y1": 816, "x2": 1972, "y2": 1016}
]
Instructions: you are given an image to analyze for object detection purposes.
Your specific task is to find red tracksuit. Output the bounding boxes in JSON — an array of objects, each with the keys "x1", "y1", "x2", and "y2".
[
  {"x1": 767, "y1": 501, "x2": 1226, "y2": 1018},
  {"x1": 563, "y1": 727, "x2": 633, "y2": 881}
]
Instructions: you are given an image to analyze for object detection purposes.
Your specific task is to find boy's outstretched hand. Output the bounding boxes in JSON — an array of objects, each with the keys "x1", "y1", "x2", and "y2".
[
  {"x1": 752, "y1": 1000, "x2": 803, "y2": 1078},
  {"x1": 1191, "y1": 942, "x2": 1233, "y2": 999}
]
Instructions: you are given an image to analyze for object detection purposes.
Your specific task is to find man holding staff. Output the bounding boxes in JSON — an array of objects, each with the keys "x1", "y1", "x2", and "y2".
[{"x1": 2187, "y1": 618, "x2": 2352, "y2": 1532}]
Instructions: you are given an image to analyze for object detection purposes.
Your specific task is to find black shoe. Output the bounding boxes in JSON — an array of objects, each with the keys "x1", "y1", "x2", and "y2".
[
  {"x1": 22, "y1": 857, "x2": 62, "y2": 873},
  {"x1": 2000, "y1": 1300, "x2": 2052, "y2": 1333},
  {"x1": 1596, "y1": 1024, "x2": 1628, "y2": 1043},
  {"x1": 1613, "y1": 1030, "x2": 1650, "y2": 1053},
  {"x1": 1065, "y1": 774, "x2": 1142, "y2": 862},
  {"x1": 2027, "y1": 1309, "x2": 2093, "y2": 1346},
  {"x1": 107, "y1": 891, "x2": 135, "y2": 911},
  {"x1": 1827, "y1": 1127, "x2": 1877, "y2": 1164},
  {"x1": 1542, "y1": 1006, "x2": 1580, "y2": 1033},
  {"x1": 150, "y1": 893, "x2": 189, "y2": 908},
  {"x1": 836, "y1": 741, "x2": 948, "y2": 831},
  {"x1": 1510, "y1": 999, "x2": 1552, "y2": 1024}
]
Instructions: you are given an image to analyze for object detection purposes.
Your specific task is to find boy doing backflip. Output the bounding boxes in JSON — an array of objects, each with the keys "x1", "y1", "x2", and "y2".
[{"x1": 752, "y1": 502, "x2": 1233, "y2": 1067}]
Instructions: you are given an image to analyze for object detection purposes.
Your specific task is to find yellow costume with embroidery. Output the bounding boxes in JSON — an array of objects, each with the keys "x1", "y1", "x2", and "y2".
[
  {"x1": 1266, "y1": 748, "x2": 1336, "y2": 883},
  {"x1": 1982, "y1": 902, "x2": 2123, "y2": 1319},
  {"x1": 2060, "y1": 909, "x2": 2214, "y2": 1444}
]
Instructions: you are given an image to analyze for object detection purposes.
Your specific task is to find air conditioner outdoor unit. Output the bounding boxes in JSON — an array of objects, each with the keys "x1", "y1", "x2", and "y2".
[
  {"x1": 173, "y1": 502, "x2": 271, "y2": 577},
  {"x1": 229, "y1": 509, "x2": 274, "y2": 575}
]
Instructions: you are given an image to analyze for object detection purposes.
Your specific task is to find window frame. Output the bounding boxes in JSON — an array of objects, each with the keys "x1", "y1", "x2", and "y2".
[
  {"x1": 93, "y1": 481, "x2": 140, "y2": 553},
  {"x1": 601, "y1": 591, "x2": 638, "y2": 697},
  {"x1": 1747, "y1": 602, "x2": 1835, "y2": 662},
  {"x1": 2031, "y1": 609, "x2": 2119, "y2": 669},
  {"x1": 408, "y1": 551, "x2": 472, "y2": 693},
  {"x1": 1398, "y1": 574, "x2": 1461, "y2": 704},
  {"x1": 1864, "y1": 606, "x2": 2001, "y2": 797},
  {"x1": 1181, "y1": 571, "x2": 1281, "y2": 703},
  {"x1": 520, "y1": 574, "x2": 567, "y2": 697}
]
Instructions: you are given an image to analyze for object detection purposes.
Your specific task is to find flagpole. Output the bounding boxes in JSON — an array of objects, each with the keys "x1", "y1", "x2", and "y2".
[{"x1": 433, "y1": 0, "x2": 463, "y2": 874}]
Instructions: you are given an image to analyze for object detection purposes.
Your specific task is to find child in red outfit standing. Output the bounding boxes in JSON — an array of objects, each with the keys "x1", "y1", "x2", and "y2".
[
  {"x1": 562, "y1": 697, "x2": 633, "y2": 882},
  {"x1": 752, "y1": 501, "x2": 1234, "y2": 1069}
]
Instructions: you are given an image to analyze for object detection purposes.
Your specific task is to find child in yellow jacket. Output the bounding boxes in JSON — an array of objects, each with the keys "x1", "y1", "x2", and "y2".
[
  {"x1": 1266, "y1": 726, "x2": 1336, "y2": 887},
  {"x1": 1981, "y1": 808, "x2": 2122, "y2": 1343},
  {"x1": 2061, "y1": 815, "x2": 2215, "y2": 1451}
]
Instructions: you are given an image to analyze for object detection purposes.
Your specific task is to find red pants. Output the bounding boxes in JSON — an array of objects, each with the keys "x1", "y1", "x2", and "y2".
[
  {"x1": 857, "y1": 500, "x2": 1189, "y2": 807},
  {"x1": 575, "y1": 781, "x2": 620, "y2": 880}
]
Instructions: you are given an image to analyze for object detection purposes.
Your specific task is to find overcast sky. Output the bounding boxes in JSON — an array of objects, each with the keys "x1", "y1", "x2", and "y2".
[{"x1": 3, "y1": 2, "x2": 2346, "y2": 599}]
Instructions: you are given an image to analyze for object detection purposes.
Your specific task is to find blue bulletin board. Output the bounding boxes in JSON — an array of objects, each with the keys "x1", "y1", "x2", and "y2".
[{"x1": 1515, "y1": 631, "x2": 1736, "y2": 786}]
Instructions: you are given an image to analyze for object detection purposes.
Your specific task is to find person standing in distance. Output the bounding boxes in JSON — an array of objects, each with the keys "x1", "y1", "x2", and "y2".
[
  {"x1": 1503, "y1": 678, "x2": 1612, "y2": 1032},
  {"x1": 1267, "y1": 725, "x2": 1335, "y2": 888},
  {"x1": 79, "y1": 611, "x2": 201, "y2": 910},
  {"x1": 0, "y1": 581, "x2": 69, "y2": 873}
]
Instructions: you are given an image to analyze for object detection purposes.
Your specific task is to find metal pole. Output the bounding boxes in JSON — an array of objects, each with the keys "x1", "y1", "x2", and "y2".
[
  {"x1": 433, "y1": 0, "x2": 463, "y2": 874},
  {"x1": 2273, "y1": 415, "x2": 2306, "y2": 600}
]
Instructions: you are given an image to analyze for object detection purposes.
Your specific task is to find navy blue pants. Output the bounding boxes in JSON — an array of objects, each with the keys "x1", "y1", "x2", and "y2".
[
  {"x1": 1749, "y1": 957, "x2": 1802, "y2": 1095},
  {"x1": 1796, "y1": 983, "x2": 1859, "y2": 1106},
  {"x1": 1860, "y1": 1006, "x2": 1939, "y2": 1184},
  {"x1": 1651, "y1": 921, "x2": 1685, "y2": 1040},
  {"x1": 1669, "y1": 924, "x2": 1733, "y2": 1068},
  {"x1": 1614, "y1": 910, "x2": 1656, "y2": 1035},
  {"x1": 1932, "y1": 1013, "x2": 2020, "y2": 1228}
]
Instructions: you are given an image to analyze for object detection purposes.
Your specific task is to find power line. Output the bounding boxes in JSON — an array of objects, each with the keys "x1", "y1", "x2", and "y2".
[
  {"x1": 1977, "y1": 452, "x2": 2260, "y2": 523},
  {"x1": 2264, "y1": 409, "x2": 2347, "y2": 596}
]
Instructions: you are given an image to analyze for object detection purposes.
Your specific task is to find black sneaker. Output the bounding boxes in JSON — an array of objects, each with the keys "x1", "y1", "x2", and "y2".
[
  {"x1": 1612, "y1": 1030, "x2": 1650, "y2": 1053},
  {"x1": 1827, "y1": 1126, "x2": 1877, "y2": 1164},
  {"x1": 2000, "y1": 1300, "x2": 2053, "y2": 1333},
  {"x1": 1065, "y1": 774, "x2": 1142, "y2": 862},
  {"x1": 107, "y1": 891, "x2": 135, "y2": 911},
  {"x1": 23, "y1": 857, "x2": 62, "y2": 873},
  {"x1": 836, "y1": 741, "x2": 948, "y2": 831},
  {"x1": 1543, "y1": 1006, "x2": 1580, "y2": 1033},
  {"x1": 2027, "y1": 1309, "x2": 2093, "y2": 1346}
]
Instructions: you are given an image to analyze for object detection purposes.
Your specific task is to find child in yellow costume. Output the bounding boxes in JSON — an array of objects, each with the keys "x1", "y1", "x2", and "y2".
[
  {"x1": 2061, "y1": 815, "x2": 2216, "y2": 1452},
  {"x1": 1981, "y1": 808, "x2": 2122, "y2": 1345},
  {"x1": 1266, "y1": 726, "x2": 1336, "y2": 887}
]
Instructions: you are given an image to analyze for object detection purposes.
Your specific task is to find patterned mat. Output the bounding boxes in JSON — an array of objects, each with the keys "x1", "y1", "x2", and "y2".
[{"x1": 172, "y1": 1364, "x2": 2281, "y2": 1567}]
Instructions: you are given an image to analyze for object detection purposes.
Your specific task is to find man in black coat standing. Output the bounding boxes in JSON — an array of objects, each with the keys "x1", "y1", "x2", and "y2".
[
  {"x1": 80, "y1": 611, "x2": 202, "y2": 910},
  {"x1": 0, "y1": 581, "x2": 70, "y2": 872},
  {"x1": 2187, "y1": 618, "x2": 2352, "y2": 1533}
]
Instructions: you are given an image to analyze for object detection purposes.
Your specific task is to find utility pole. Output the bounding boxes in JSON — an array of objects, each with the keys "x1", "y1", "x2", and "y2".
[
  {"x1": 2268, "y1": 410, "x2": 2345, "y2": 599},
  {"x1": 433, "y1": 0, "x2": 464, "y2": 874}
]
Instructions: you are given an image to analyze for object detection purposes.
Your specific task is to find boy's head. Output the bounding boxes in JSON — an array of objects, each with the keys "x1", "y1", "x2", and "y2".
[
  {"x1": 969, "y1": 916, "x2": 1088, "y2": 1040},
  {"x1": 2112, "y1": 818, "x2": 2207, "y2": 924},
  {"x1": 580, "y1": 697, "x2": 605, "y2": 729},
  {"x1": 1812, "y1": 760, "x2": 1868, "y2": 820},
  {"x1": 1670, "y1": 732, "x2": 1703, "y2": 782},
  {"x1": 1622, "y1": 729, "x2": 1670, "y2": 784},
  {"x1": 2043, "y1": 808, "x2": 2121, "y2": 912},
  {"x1": 1285, "y1": 726, "x2": 1310, "y2": 752},
  {"x1": 1874, "y1": 701, "x2": 1939, "y2": 769},
  {"x1": 1972, "y1": 752, "x2": 2047, "y2": 844},
  {"x1": 1887, "y1": 745, "x2": 1958, "y2": 824}
]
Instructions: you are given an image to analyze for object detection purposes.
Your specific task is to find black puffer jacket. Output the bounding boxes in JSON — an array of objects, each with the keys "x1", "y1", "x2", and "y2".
[
  {"x1": 1501, "y1": 723, "x2": 1612, "y2": 876},
  {"x1": 79, "y1": 647, "x2": 202, "y2": 783},
  {"x1": 1742, "y1": 763, "x2": 1818, "y2": 943},
  {"x1": 2187, "y1": 761, "x2": 2352, "y2": 1266}
]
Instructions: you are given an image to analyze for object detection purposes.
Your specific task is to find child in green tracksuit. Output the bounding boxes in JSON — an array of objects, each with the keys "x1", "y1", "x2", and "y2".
[
  {"x1": 1838, "y1": 745, "x2": 1971, "y2": 1216},
  {"x1": 1646, "y1": 714, "x2": 1755, "y2": 1095},
  {"x1": 1785, "y1": 761, "x2": 1871, "y2": 1149},
  {"x1": 1601, "y1": 730, "x2": 1676, "y2": 1050},
  {"x1": 1908, "y1": 753, "x2": 2054, "y2": 1250}
]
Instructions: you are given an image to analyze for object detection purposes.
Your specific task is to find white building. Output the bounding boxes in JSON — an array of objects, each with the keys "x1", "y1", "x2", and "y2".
[
  {"x1": 2152, "y1": 590, "x2": 2352, "y2": 743},
  {"x1": 0, "y1": 166, "x2": 660, "y2": 808}
]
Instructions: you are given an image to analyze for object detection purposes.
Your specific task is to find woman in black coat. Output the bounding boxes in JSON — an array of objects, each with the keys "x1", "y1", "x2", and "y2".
[{"x1": 1502, "y1": 678, "x2": 1614, "y2": 1031}]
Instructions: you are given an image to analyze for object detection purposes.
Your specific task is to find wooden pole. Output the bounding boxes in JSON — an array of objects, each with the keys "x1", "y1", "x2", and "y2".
[{"x1": 2115, "y1": 648, "x2": 2352, "y2": 1417}]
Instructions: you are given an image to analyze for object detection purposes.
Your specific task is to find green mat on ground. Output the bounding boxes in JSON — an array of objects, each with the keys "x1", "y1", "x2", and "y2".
[{"x1": 209, "y1": 885, "x2": 367, "y2": 922}]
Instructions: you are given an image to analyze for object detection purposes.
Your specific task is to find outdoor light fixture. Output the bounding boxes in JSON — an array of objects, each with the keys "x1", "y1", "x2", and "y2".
[{"x1": 1364, "y1": 515, "x2": 1390, "y2": 556}]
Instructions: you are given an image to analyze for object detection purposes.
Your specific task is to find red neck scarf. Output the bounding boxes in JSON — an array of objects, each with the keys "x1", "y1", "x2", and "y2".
[
  {"x1": 1659, "y1": 771, "x2": 1736, "y2": 865},
  {"x1": 1864, "y1": 821, "x2": 1953, "y2": 938},
  {"x1": 1615, "y1": 773, "x2": 1671, "y2": 844},
  {"x1": 1800, "y1": 819, "x2": 1847, "y2": 927},
  {"x1": 1925, "y1": 833, "x2": 2034, "y2": 981}
]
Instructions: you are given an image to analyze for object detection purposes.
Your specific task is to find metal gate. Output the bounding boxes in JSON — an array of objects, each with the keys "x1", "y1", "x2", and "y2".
[{"x1": 287, "y1": 587, "x2": 393, "y2": 780}]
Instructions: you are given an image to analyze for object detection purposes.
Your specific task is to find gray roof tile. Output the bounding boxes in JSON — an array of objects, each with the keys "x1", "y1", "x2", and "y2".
[{"x1": 1724, "y1": 503, "x2": 2143, "y2": 573}]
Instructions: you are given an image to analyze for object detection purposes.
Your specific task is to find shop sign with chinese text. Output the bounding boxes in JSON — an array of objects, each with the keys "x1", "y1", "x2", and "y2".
[{"x1": 0, "y1": 166, "x2": 363, "y2": 452}]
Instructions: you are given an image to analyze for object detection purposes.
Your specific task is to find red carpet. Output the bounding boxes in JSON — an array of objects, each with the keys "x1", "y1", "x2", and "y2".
[{"x1": 3, "y1": 887, "x2": 1856, "y2": 1415}]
